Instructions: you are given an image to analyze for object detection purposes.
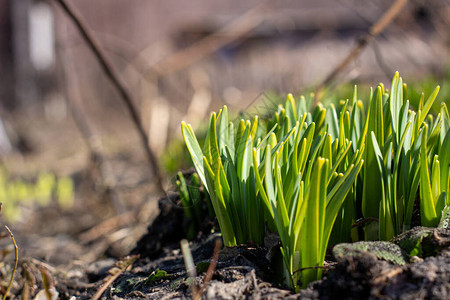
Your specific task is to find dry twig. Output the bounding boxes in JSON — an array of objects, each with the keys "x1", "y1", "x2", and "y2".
[
  {"x1": 78, "y1": 211, "x2": 135, "y2": 244},
  {"x1": 314, "y1": 0, "x2": 410, "y2": 105},
  {"x1": 198, "y1": 238, "x2": 222, "y2": 297},
  {"x1": 148, "y1": 3, "x2": 267, "y2": 78},
  {"x1": 91, "y1": 255, "x2": 139, "y2": 300},
  {"x1": 54, "y1": 0, "x2": 165, "y2": 195},
  {"x1": 57, "y1": 29, "x2": 125, "y2": 214}
]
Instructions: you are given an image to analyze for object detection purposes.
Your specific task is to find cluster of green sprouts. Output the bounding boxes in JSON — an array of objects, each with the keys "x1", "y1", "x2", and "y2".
[{"x1": 181, "y1": 73, "x2": 449, "y2": 290}]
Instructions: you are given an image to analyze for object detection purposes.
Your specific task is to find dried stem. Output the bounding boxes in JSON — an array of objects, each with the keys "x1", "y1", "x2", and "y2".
[
  {"x1": 3, "y1": 226, "x2": 18, "y2": 300},
  {"x1": 198, "y1": 238, "x2": 222, "y2": 297}
]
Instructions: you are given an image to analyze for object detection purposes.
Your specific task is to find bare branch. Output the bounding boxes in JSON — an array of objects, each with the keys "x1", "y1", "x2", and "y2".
[
  {"x1": 54, "y1": 0, "x2": 165, "y2": 195},
  {"x1": 314, "y1": 0, "x2": 410, "y2": 105},
  {"x1": 91, "y1": 255, "x2": 139, "y2": 300},
  {"x1": 149, "y1": 3, "x2": 267, "y2": 78}
]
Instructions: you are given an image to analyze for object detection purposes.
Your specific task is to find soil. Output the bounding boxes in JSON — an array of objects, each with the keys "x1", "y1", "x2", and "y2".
[{"x1": 5, "y1": 192, "x2": 449, "y2": 300}]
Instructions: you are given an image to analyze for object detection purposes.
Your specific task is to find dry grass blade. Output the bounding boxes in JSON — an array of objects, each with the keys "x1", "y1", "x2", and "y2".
[
  {"x1": 181, "y1": 238, "x2": 222, "y2": 299},
  {"x1": 3, "y1": 226, "x2": 18, "y2": 300},
  {"x1": 78, "y1": 212, "x2": 135, "y2": 244},
  {"x1": 91, "y1": 255, "x2": 139, "y2": 300},
  {"x1": 40, "y1": 266, "x2": 55, "y2": 300},
  {"x1": 180, "y1": 239, "x2": 200, "y2": 299},
  {"x1": 21, "y1": 265, "x2": 36, "y2": 300}
]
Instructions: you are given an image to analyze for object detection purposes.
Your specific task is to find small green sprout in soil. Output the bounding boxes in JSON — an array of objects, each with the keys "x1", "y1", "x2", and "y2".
[{"x1": 145, "y1": 269, "x2": 168, "y2": 284}]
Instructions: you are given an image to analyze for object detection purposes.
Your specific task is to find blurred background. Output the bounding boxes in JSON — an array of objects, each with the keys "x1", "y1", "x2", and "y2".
[{"x1": 0, "y1": 0, "x2": 449, "y2": 266}]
